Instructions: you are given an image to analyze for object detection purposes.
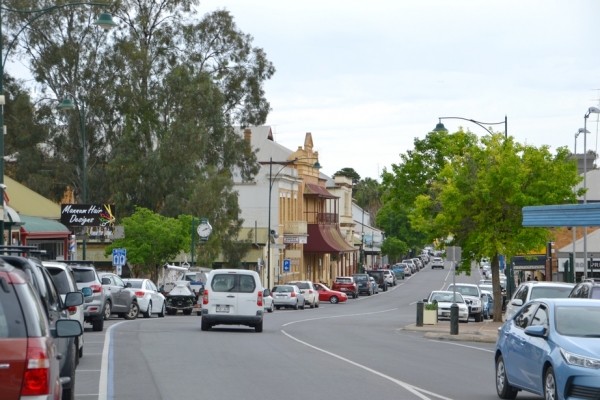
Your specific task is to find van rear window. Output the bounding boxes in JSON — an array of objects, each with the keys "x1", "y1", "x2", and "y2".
[{"x1": 211, "y1": 274, "x2": 256, "y2": 293}]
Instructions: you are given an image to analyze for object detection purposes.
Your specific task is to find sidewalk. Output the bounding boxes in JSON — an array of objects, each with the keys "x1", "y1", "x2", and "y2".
[{"x1": 400, "y1": 319, "x2": 504, "y2": 343}]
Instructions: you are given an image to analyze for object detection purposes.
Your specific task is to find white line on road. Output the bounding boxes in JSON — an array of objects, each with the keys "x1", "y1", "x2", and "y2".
[
  {"x1": 76, "y1": 370, "x2": 101, "y2": 372},
  {"x1": 281, "y1": 330, "x2": 452, "y2": 400},
  {"x1": 281, "y1": 308, "x2": 397, "y2": 327},
  {"x1": 99, "y1": 321, "x2": 128, "y2": 400},
  {"x1": 427, "y1": 340, "x2": 495, "y2": 353}
]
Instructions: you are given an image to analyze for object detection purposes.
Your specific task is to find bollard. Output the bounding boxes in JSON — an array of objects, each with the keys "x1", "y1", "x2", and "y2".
[
  {"x1": 416, "y1": 301, "x2": 424, "y2": 327},
  {"x1": 450, "y1": 303, "x2": 459, "y2": 335}
]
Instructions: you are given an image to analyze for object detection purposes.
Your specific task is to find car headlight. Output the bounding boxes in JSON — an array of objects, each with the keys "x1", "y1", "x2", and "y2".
[{"x1": 561, "y1": 348, "x2": 600, "y2": 369}]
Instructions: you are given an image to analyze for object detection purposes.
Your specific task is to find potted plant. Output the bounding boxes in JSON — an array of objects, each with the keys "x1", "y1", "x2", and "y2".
[{"x1": 423, "y1": 302, "x2": 438, "y2": 325}]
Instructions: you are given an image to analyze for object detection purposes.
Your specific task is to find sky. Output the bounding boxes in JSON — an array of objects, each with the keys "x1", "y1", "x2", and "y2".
[{"x1": 9, "y1": 0, "x2": 600, "y2": 182}]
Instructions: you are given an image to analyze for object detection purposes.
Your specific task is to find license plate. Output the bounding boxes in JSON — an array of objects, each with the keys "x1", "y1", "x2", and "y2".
[
  {"x1": 442, "y1": 312, "x2": 449, "y2": 316},
  {"x1": 216, "y1": 305, "x2": 230, "y2": 313},
  {"x1": 341, "y1": 288, "x2": 347, "y2": 291}
]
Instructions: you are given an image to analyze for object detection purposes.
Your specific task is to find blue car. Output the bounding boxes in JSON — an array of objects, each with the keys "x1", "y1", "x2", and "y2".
[
  {"x1": 481, "y1": 290, "x2": 494, "y2": 320},
  {"x1": 495, "y1": 298, "x2": 600, "y2": 400}
]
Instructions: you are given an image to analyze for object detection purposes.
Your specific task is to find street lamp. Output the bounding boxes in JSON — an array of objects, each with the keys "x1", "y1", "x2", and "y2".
[
  {"x1": 262, "y1": 157, "x2": 321, "y2": 289},
  {"x1": 433, "y1": 116, "x2": 507, "y2": 138},
  {"x1": 0, "y1": 3, "x2": 116, "y2": 246},
  {"x1": 573, "y1": 127, "x2": 589, "y2": 280},
  {"x1": 583, "y1": 107, "x2": 600, "y2": 279}
]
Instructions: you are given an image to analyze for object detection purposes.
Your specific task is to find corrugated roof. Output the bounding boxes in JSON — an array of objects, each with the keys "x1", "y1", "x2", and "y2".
[
  {"x1": 522, "y1": 203, "x2": 600, "y2": 227},
  {"x1": 304, "y1": 183, "x2": 338, "y2": 199},
  {"x1": 19, "y1": 215, "x2": 70, "y2": 233},
  {"x1": 4, "y1": 175, "x2": 61, "y2": 218}
]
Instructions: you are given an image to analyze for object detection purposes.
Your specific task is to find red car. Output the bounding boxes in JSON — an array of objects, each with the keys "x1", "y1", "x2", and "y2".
[{"x1": 313, "y1": 282, "x2": 348, "y2": 304}]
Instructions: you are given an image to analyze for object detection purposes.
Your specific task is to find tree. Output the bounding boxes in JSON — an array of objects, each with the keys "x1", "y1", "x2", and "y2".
[
  {"x1": 380, "y1": 237, "x2": 408, "y2": 263},
  {"x1": 333, "y1": 167, "x2": 361, "y2": 182},
  {"x1": 105, "y1": 207, "x2": 189, "y2": 282},
  {"x1": 354, "y1": 177, "x2": 382, "y2": 227},
  {"x1": 410, "y1": 133, "x2": 583, "y2": 322}
]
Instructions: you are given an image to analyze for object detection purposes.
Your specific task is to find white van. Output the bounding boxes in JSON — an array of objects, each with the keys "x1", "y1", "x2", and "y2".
[{"x1": 201, "y1": 269, "x2": 264, "y2": 332}]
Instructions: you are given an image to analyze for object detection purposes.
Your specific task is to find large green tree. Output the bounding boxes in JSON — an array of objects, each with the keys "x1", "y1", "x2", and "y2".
[
  {"x1": 354, "y1": 177, "x2": 382, "y2": 227},
  {"x1": 410, "y1": 133, "x2": 583, "y2": 321}
]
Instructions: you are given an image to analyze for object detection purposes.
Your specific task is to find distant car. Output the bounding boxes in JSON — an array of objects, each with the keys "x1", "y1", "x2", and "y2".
[
  {"x1": 424, "y1": 290, "x2": 469, "y2": 322},
  {"x1": 399, "y1": 263, "x2": 412, "y2": 277},
  {"x1": 446, "y1": 283, "x2": 484, "y2": 322},
  {"x1": 431, "y1": 257, "x2": 444, "y2": 269},
  {"x1": 568, "y1": 280, "x2": 600, "y2": 299},
  {"x1": 272, "y1": 285, "x2": 305, "y2": 310},
  {"x1": 263, "y1": 289, "x2": 274, "y2": 312},
  {"x1": 366, "y1": 270, "x2": 387, "y2": 291},
  {"x1": 313, "y1": 282, "x2": 348, "y2": 304},
  {"x1": 64, "y1": 261, "x2": 110, "y2": 331},
  {"x1": 98, "y1": 272, "x2": 140, "y2": 320},
  {"x1": 505, "y1": 281, "x2": 575, "y2": 321},
  {"x1": 382, "y1": 270, "x2": 396, "y2": 286},
  {"x1": 331, "y1": 276, "x2": 359, "y2": 299},
  {"x1": 392, "y1": 264, "x2": 406, "y2": 279},
  {"x1": 352, "y1": 273, "x2": 373, "y2": 295},
  {"x1": 495, "y1": 298, "x2": 600, "y2": 400},
  {"x1": 288, "y1": 281, "x2": 320, "y2": 308},
  {"x1": 402, "y1": 260, "x2": 417, "y2": 273},
  {"x1": 369, "y1": 277, "x2": 379, "y2": 294},
  {"x1": 122, "y1": 278, "x2": 166, "y2": 318},
  {"x1": 481, "y1": 290, "x2": 494, "y2": 320}
]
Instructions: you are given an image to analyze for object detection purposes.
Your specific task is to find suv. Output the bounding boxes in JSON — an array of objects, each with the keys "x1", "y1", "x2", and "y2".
[
  {"x1": 402, "y1": 259, "x2": 417, "y2": 273},
  {"x1": 446, "y1": 283, "x2": 484, "y2": 322},
  {"x1": 366, "y1": 270, "x2": 388, "y2": 291},
  {"x1": 352, "y1": 273, "x2": 373, "y2": 295},
  {"x1": 62, "y1": 261, "x2": 111, "y2": 331},
  {"x1": 201, "y1": 269, "x2": 264, "y2": 332},
  {"x1": 382, "y1": 270, "x2": 396, "y2": 286},
  {"x1": 44, "y1": 261, "x2": 85, "y2": 359},
  {"x1": 0, "y1": 249, "x2": 85, "y2": 400},
  {"x1": 288, "y1": 281, "x2": 320, "y2": 308},
  {"x1": 569, "y1": 280, "x2": 600, "y2": 299},
  {"x1": 431, "y1": 257, "x2": 444, "y2": 269},
  {"x1": 332, "y1": 276, "x2": 359, "y2": 298},
  {"x1": 98, "y1": 272, "x2": 140, "y2": 320},
  {"x1": 0, "y1": 264, "x2": 83, "y2": 400},
  {"x1": 506, "y1": 281, "x2": 575, "y2": 320}
]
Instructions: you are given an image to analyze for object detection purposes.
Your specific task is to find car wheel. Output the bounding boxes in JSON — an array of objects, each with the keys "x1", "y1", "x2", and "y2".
[
  {"x1": 78, "y1": 340, "x2": 83, "y2": 358},
  {"x1": 330, "y1": 296, "x2": 339, "y2": 304},
  {"x1": 496, "y1": 355, "x2": 518, "y2": 399},
  {"x1": 474, "y1": 312, "x2": 483, "y2": 322},
  {"x1": 268, "y1": 302, "x2": 274, "y2": 313},
  {"x1": 103, "y1": 301, "x2": 111, "y2": 320},
  {"x1": 300, "y1": 302, "x2": 305, "y2": 310},
  {"x1": 255, "y1": 320, "x2": 263, "y2": 333},
  {"x1": 293, "y1": 301, "x2": 299, "y2": 310},
  {"x1": 201, "y1": 317, "x2": 210, "y2": 331},
  {"x1": 62, "y1": 342, "x2": 77, "y2": 400},
  {"x1": 92, "y1": 316, "x2": 104, "y2": 332},
  {"x1": 143, "y1": 301, "x2": 152, "y2": 318},
  {"x1": 158, "y1": 302, "x2": 165, "y2": 318},
  {"x1": 183, "y1": 309, "x2": 192, "y2": 315},
  {"x1": 544, "y1": 366, "x2": 557, "y2": 400},
  {"x1": 368, "y1": 289, "x2": 372, "y2": 296},
  {"x1": 315, "y1": 301, "x2": 319, "y2": 308},
  {"x1": 167, "y1": 309, "x2": 177, "y2": 315},
  {"x1": 309, "y1": 300, "x2": 315, "y2": 309},
  {"x1": 196, "y1": 312, "x2": 202, "y2": 316},
  {"x1": 124, "y1": 301, "x2": 139, "y2": 320}
]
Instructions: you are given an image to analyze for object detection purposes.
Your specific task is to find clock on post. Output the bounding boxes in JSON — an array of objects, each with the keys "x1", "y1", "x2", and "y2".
[{"x1": 197, "y1": 218, "x2": 213, "y2": 241}]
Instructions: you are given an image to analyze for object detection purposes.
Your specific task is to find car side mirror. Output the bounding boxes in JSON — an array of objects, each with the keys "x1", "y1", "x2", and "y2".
[
  {"x1": 64, "y1": 291, "x2": 84, "y2": 307},
  {"x1": 423, "y1": 298, "x2": 428, "y2": 302},
  {"x1": 101, "y1": 277, "x2": 111, "y2": 285},
  {"x1": 55, "y1": 319, "x2": 83, "y2": 338},
  {"x1": 524, "y1": 325, "x2": 546, "y2": 338},
  {"x1": 126, "y1": 282, "x2": 132, "y2": 288},
  {"x1": 81, "y1": 287, "x2": 93, "y2": 297},
  {"x1": 511, "y1": 299, "x2": 523, "y2": 307}
]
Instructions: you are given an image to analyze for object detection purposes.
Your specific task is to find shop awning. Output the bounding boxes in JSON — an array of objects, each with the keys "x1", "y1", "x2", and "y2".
[
  {"x1": 304, "y1": 224, "x2": 355, "y2": 253},
  {"x1": 19, "y1": 215, "x2": 71, "y2": 239},
  {"x1": 304, "y1": 183, "x2": 337, "y2": 199}
]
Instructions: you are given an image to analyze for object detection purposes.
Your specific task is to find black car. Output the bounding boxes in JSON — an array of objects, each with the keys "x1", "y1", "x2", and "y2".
[
  {"x1": 352, "y1": 273, "x2": 373, "y2": 295},
  {"x1": 366, "y1": 270, "x2": 388, "y2": 292},
  {"x1": 568, "y1": 280, "x2": 600, "y2": 299},
  {"x1": 0, "y1": 246, "x2": 85, "y2": 400}
]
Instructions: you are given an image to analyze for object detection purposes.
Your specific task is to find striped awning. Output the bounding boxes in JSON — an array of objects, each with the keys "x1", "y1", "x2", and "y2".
[{"x1": 304, "y1": 224, "x2": 355, "y2": 253}]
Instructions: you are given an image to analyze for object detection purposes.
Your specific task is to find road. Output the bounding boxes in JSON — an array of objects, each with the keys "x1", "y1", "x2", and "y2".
[{"x1": 75, "y1": 265, "x2": 544, "y2": 400}]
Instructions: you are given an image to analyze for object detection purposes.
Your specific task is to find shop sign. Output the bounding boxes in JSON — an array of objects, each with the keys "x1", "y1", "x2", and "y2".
[{"x1": 61, "y1": 204, "x2": 116, "y2": 227}]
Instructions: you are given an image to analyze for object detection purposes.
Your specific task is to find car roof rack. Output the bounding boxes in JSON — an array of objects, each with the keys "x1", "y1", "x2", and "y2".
[{"x1": 0, "y1": 245, "x2": 46, "y2": 256}]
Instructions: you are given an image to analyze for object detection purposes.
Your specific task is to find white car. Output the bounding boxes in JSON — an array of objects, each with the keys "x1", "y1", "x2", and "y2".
[
  {"x1": 288, "y1": 281, "x2": 320, "y2": 308},
  {"x1": 431, "y1": 257, "x2": 444, "y2": 269},
  {"x1": 122, "y1": 278, "x2": 167, "y2": 318},
  {"x1": 424, "y1": 291, "x2": 469, "y2": 322},
  {"x1": 263, "y1": 288, "x2": 274, "y2": 313},
  {"x1": 505, "y1": 281, "x2": 575, "y2": 320},
  {"x1": 382, "y1": 270, "x2": 395, "y2": 286},
  {"x1": 446, "y1": 283, "x2": 484, "y2": 322}
]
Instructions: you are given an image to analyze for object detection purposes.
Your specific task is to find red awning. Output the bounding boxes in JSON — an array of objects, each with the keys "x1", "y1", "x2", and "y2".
[
  {"x1": 304, "y1": 224, "x2": 356, "y2": 253},
  {"x1": 304, "y1": 183, "x2": 338, "y2": 199}
]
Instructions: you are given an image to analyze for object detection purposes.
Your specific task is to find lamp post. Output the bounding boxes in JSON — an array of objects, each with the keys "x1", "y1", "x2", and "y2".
[
  {"x1": 433, "y1": 116, "x2": 507, "y2": 138},
  {"x1": 262, "y1": 157, "x2": 321, "y2": 289},
  {"x1": 0, "y1": 3, "x2": 115, "y2": 246},
  {"x1": 573, "y1": 128, "x2": 588, "y2": 281},
  {"x1": 583, "y1": 107, "x2": 600, "y2": 280}
]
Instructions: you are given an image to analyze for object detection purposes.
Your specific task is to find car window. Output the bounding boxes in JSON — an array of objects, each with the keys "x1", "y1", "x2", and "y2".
[
  {"x1": 113, "y1": 276, "x2": 126, "y2": 287},
  {"x1": 290, "y1": 282, "x2": 309, "y2": 289},
  {"x1": 581, "y1": 285, "x2": 590, "y2": 298},
  {"x1": 15, "y1": 282, "x2": 47, "y2": 337},
  {"x1": 514, "y1": 303, "x2": 537, "y2": 329},
  {"x1": 591, "y1": 287, "x2": 600, "y2": 299},
  {"x1": 126, "y1": 280, "x2": 143, "y2": 289},
  {"x1": 530, "y1": 305, "x2": 549, "y2": 330},
  {"x1": 72, "y1": 268, "x2": 97, "y2": 283},
  {"x1": 530, "y1": 286, "x2": 573, "y2": 300},
  {"x1": 353, "y1": 275, "x2": 368, "y2": 282},
  {"x1": 272, "y1": 286, "x2": 292, "y2": 293},
  {"x1": 40, "y1": 268, "x2": 60, "y2": 307},
  {"x1": 517, "y1": 286, "x2": 529, "y2": 302},
  {"x1": 335, "y1": 278, "x2": 352, "y2": 283},
  {"x1": 239, "y1": 275, "x2": 256, "y2": 293},
  {"x1": 47, "y1": 268, "x2": 73, "y2": 294},
  {"x1": 0, "y1": 278, "x2": 27, "y2": 338},
  {"x1": 212, "y1": 274, "x2": 236, "y2": 292}
]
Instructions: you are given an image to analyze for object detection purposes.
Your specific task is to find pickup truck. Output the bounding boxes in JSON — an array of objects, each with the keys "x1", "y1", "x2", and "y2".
[{"x1": 331, "y1": 277, "x2": 358, "y2": 299}]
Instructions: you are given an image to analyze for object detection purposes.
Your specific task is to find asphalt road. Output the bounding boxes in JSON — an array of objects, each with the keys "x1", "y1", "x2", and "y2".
[{"x1": 75, "y1": 265, "x2": 544, "y2": 400}]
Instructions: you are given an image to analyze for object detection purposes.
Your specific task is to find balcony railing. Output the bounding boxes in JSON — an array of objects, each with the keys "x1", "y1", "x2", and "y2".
[
  {"x1": 283, "y1": 221, "x2": 307, "y2": 235},
  {"x1": 317, "y1": 212, "x2": 338, "y2": 224}
]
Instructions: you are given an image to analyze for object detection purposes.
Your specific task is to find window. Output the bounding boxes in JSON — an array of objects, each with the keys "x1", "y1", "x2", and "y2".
[
  {"x1": 239, "y1": 275, "x2": 256, "y2": 293},
  {"x1": 72, "y1": 268, "x2": 96, "y2": 283},
  {"x1": 126, "y1": 280, "x2": 143, "y2": 289},
  {"x1": 514, "y1": 303, "x2": 537, "y2": 329},
  {"x1": 212, "y1": 274, "x2": 236, "y2": 292},
  {"x1": 581, "y1": 285, "x2": 590, "y2": 298},
  {"x1": 530, "y1": 286, "x2": 572, "y2": 300},
  {"x1": 591, "y1": 288, "x2": 600, "y2": 299},
  {"x1": 517, "y1": 286, "x2": 529, "y2": 302},
  {"x1": 113, "y1": 276, "x2": 126, "y2": 287},
  {"x1": 0, "y1": 279, "x2": 27, "y2": 338},
  {"x1": 530, "y1": 305, "x2": 549, "y2": 331},
  {"x1": 47, "y1": 268, "x2": 72, "y2": 294}
]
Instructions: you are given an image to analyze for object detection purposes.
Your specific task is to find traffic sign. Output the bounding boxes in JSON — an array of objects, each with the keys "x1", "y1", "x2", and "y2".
[
  {"x1": 283, "y1": 259, "x2": 291, "y2": 272},
  {"x1": 112, "y1": 248, "x2": 126, "y2": 267},
  {"x1": 116, "y1": 265, "x2": 123, "y2": 276}
]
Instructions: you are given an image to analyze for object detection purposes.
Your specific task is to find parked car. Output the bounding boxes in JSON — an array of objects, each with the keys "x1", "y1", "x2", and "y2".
[
  {"x1": 288, "y1": 281, "x2": 320, "y2": 308},
  {"x1": 331, "y1": 276, "x2": 359, "y2": 299},
  {"x1": 263, "y1": 288, "x2": 274, "y2": 312},
  {"x1": 366, "y1": 270, "x2": 387, "y2": 291},
  {"x1": 164, "y1": 282, "x2": 197, "y2": 315},
  {"x1": 369, "y1": 277, "x2": 379, "y2": 294},
  {"x1": 1, "y1": 251, "x2": 85, "y2": 400},
  {"x1": 62, "y1": 261, "x2": 110, "y2": 331},
  {"x1": 481, "y1": 290, "x2": 494, "y2": 320},
  {"x1": 505, "y1": 281, "x2": 575, "y2": 321},
  {"x1": 398, "y1": 263, "x2": 411, "y2": 277},
  {"x1": 122, "y1": 278, "x2": 166, "y2": 318},
  {"x1": 424, "y1": 291, "x2": 469, "y2": 322},
  {"x1": 98, "y1": 272, "x2": 140, "y2": 320},
  {"x1": 0, "y1": 264, "x2": 84, "y2": 400},
  {"x1": 431, "y1": 257, "x2": 444, "y2": 269},
  {"x1": 352, "y1": 273, "x2": 373, "y2": 296},
  {"x1": 392, "y1": 263, "x2": 406, "y2": 279},
  {"x1": 313, "y1": 282, "x2": 348, "y2": 303},
  {"x1": 446, "y1": 283, "x2": 484, "y2": 322},
  {"x1": 44, "y1": 261, "x2": 85, "y2": 358},
  {"x1": 271, "y1": 284, "x2": 305, "y2": 310},
  {"x1": 382, "y1": 270, "x2": 396, "y2": 286},
  {"x1": 402, "y1": 259, "x2": 417, "y2": 273},
  {"x1": 495, "y1": 298, "x2": 600, "y2": 399},
  {"x1": 201, "y1": 269, "x2": 265, "y2": 332},
  {"x1": 568, "y1": 280, "x2": 600, "y2": 299},
  {"x1": 412, "y1": 258, "x2": 424, "y2": 270}
]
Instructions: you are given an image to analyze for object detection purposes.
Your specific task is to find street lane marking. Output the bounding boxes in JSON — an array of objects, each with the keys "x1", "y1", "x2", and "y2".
[
  {"x1": 281, "y1": 330, "x2": 452, "y2": 400},
  {"x1": 427, "y1": 340, "x2": 495, "y2": 353},
  {"x1": 99, "y1": 321, "x2": 127, "y2": 400},
  {"x1": 281, "y1": 308, "x2": 397, "y2": 327}
]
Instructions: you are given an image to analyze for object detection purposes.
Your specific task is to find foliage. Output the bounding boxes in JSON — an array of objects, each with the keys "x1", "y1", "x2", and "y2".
[
  {"x1": 354, "y1": 177, "x2": 382, "y2": 227},
  {"x1": 333, "y1": 167, "x2": 361, "y2": 182},
  {"x1": 380, "y1": 237, "x2": 408, "y2": 263},
  {"x1": 425, "y1": 302, "x2": 438, "y2": 311}
]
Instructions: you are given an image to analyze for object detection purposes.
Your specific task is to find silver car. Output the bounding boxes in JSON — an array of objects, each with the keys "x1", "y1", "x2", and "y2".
[{"x1": 272, "y1": 285, "x2": 305, "y2": 310}]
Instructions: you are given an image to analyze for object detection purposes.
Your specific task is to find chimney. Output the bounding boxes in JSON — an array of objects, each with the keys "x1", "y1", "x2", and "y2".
[{"x1": 244, "y1": 128, "x2": 252, "y2": 145}]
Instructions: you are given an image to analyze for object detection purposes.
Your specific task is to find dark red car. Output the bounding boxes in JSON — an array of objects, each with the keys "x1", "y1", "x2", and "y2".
[
  {"x1": 314, "y1": 282, "x2": 348, "y2": 304},
  {"x1": 0, "y1": 264, "x2": 82, "y2": 400}
]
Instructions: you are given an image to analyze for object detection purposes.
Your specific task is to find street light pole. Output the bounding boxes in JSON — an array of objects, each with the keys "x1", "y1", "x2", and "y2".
[
  {"x1": 573, "y1": 128, "x2": 587, "y2": 281},
  {"x1": 433, "y1": 116, "x2": 507, "y2": 138},
  {"x1": 583, "y1": 107, "x2": 600, "y2": 280},
  {"x1": 0, "y1": 2, "x2": 115, "y2": 246}
]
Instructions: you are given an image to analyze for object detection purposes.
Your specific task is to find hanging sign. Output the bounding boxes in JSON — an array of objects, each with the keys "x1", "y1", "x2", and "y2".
[{"x1": 61, "y1": 204, "x2": 116, "y2": 227}]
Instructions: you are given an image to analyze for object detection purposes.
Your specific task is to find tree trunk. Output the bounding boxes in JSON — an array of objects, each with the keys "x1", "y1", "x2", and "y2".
[{"x1": 491, "y1": 253, "x2": 504, "y2": 323}]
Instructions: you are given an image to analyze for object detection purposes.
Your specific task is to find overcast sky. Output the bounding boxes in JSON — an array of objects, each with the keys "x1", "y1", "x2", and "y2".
[{"x1": 195, "y1": 0, "x2": 600, "y2": 181}]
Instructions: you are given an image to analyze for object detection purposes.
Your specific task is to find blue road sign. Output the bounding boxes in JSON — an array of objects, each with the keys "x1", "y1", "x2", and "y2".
[
  {"x1": 283, "y1": 259, "x2": 291, "y2": 272},
  {"x1": 112, "y1": 248, "x2": 126, "y2": 267}
]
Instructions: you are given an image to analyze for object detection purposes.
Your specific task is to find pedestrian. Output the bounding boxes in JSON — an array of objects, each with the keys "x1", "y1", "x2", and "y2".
[
  {"x1": 534, "y1": 276, "x2": 539, "y2": 281},
  {"x1": 527, "y1": 276, "x2": 531, "y2": 281}
]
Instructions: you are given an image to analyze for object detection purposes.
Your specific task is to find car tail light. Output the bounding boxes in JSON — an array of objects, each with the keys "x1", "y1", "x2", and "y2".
[
  {"x1": 67, "y1": 306, "x2": 77, "y2": 315},
  {"x1": 134, "y1": 291, "x2": 145, "y2": 298},
  {"x1": 308, "y1": 289, "x2": 313, "y2": 294},
  {"x1": 257, "y1": 291, "x2": 263, "y2": 307},
  {"x1": 90, "y1": 284, "x2": 102, "y2": 293},
  {"x1": 21, "y1": 338, "x2": 50, "y2": 396},
  {"x1": 291, "y1": 291, "x2": 296, "y2": 298},
  {"x1": 202, "y1": 290, "x2": 209, "y2": 305}
]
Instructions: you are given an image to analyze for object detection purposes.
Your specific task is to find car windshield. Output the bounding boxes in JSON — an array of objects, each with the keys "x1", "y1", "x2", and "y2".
[
  {"x1": 353, "y1": 275, "x2": 368, "y2": 282},
  {"x1": 290, "y1": 282, "x2": 309, "y2": 289},
  {"x1": 449, "y1": 285, "x2": 479, "y2": 297},
  {"x1": 479, "y1": 285, "x2": 493, "y2": 292},
  {"x1": 530, "y1": 286, "x2": 572, "y2": 300},
  {"x1": 431, "y1": 293, "x2": 464, "y2": 303},
  {"x1": 125, "y1": 280, "x2": 143, "y2": 288},
  {"x1": 555, "y1": 306, "x2": 600, "y2": 337},
  {"x1": 335, "y1": 278, "x2": 352, "y2": 283},
  {"x1": 72, "y1": 268, "x2": 96, "y2": 283}
]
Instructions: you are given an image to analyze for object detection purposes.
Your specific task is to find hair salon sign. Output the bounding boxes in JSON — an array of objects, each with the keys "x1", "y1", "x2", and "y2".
[{"x1": 61, "y1": 204, "x2": 116, "y2": 227}]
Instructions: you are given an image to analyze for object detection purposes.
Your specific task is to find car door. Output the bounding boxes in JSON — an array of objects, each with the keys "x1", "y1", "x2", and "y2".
[
  {"x1": 146, "y1": 280, "x2": 161, "y2": 311},
  {"x1": 103, "y1": 275, "x2": 127, "y2": 312},
  {"x1": 236, "y1": 273, "x2": 259, "y2": 317},
  {"x1": 504, "y1": 302, "x2": 539, "y2": 390},
  {"x1": 520, "y1": 303, "x2": 550, "y2": 395}
]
